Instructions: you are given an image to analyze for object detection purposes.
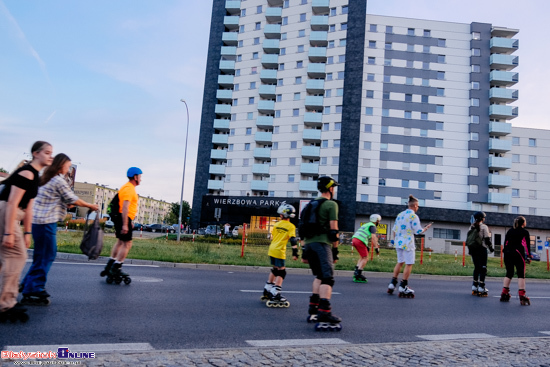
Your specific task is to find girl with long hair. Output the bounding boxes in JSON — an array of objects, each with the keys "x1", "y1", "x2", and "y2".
[
  {"x1": 20, "y1": 153, "x2": 98, "y2": 305},
  {"x1": 0, "y1": 141, "x2": 53, "y2": 322}
]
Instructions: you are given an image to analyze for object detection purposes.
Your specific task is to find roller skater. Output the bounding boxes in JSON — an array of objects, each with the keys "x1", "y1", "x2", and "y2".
[
  {"x1": 351, "y1": 214, "x2": 381, "y2": 284},
  {"x1": 21, "y1": 290, "x2": 51, "y2": 306},
  {"x1": 106, "y1": 262, "x2": 132, "y2": 285},
  {"x1": 300, "y1": 176, "x2": 342, "y2": 331},
  {"x1": 0, "y1": 303, "x2": 29, "y2": 323},
  {"x1": 261, "y1": 203, "x2": 298, "y2": 306},
  {"x1": 500, "y1": 287, "x2": 511, "y2": 302},
  {"x1": 466, "y1": 212, "x2": 494, "y2": 298},
  {"x1": 398, "y1": 279, "x2": 415, "y2": 298},
  {"x1": 387, "y1": 195, "x2": 431, "y2": 298},
  {"x1": 502, "y1": 216, "x2": 532, "y2": 306}
]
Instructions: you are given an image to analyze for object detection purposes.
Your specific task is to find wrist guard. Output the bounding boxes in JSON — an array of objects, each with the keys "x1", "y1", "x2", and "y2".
[
  {"x1": 328, "y1": 229, "x2": 339, "y2": 242},
  {"x1": 332, "y1": 247, "x2": 339, "y2": 261},
  {"x1": 292, "y1": 247, "x2": 299, "y2": 257}
]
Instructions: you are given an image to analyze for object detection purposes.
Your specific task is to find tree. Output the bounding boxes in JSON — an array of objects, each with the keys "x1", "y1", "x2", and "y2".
[
  {"x1": 0, "y1": 167, "x2": 8, "y2": 173},
  {"x1": 163, "y1": 201, "x2": 191, "y2": 225}
]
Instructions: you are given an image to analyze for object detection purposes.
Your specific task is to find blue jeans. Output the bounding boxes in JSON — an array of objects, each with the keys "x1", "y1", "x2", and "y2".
[{"x1": 22, "y1": 223, "x2": 57, "y2": 294}]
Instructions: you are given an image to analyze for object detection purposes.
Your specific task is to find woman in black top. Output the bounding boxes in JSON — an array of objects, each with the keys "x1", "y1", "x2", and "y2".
[
  {"x1": 0, "y1": 141, "x2": 52, "y2": 321},
  {"x1": 500, "y1": 216, "x2": 531, "y2": 305}
]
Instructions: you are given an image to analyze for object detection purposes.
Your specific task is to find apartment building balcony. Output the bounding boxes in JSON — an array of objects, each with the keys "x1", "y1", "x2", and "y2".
[
  {"x1": 306, "y1": 79, "x2": 325, "y2": 94},
  {"x1": 214, "y1": 104, "x2": 232, "y2": 116},
  {"x1": 252, "y1": 164, "x2": 270, "y2": 176},
  {"x1": 265, "y1": 7, "x2": 282, "y2": 22},
  {"x1": 312, "y1": 0, "x2": 330, "y2": 14},
  {"x1": 213, "y1": 119, "x2": 230, "y2": 131},
  {"x1": 263, "y1": 39, "x2": 280, "y2": 54},
  {"x1": 251, "y1": 180, "x2": 269, "y2": 191},
  {"x1": 209, "y1": 164, "x2": 226, "y2": 176},
  {"x1": 488, "y1": 156, "x2": 511, "y2": 170},
  {"x1": 300, "y1": 163, "x2": 320, "y2": 175},
  {"x1": 301, "y1": 146, "x2": 321, "y2": 159},
  {"x1": 309, "y1": 47, "x2": 327, "y2": 62},
  {"x1": 302, "y1": 129, "x2": 322, "y2": 142},
  {"x1": 310, "y1": 31, "x2": 328, "y2": 46},
  {"x1": 264, "y1": 24, "x2": 281, "y2": 39},
  {"x1": 267, "y1": 0, "x2": 283, "y2": 6},
  {"x1": 212, "y1": 134, "x2": 229, "y2": 146},
  {"x1": 219, "y1": 60, "x2": 235, "y2": 73},
  {"x1": 257, "y1": 100, "x2": 275, "y2": 113},
  {"x1": 490, "y1": 71, "x2": 518, "y2": 87},
  {"x1": 489, "y1": 88, "x2": 518, "y2": 103},
  {"x1": 307, "y1": 63, "x2": 326, "y2": 78},
  {"x1": 490, "y1": 54, "x2": 519, "y2": 71},
  {"x1": 254, "y1": 148, "x2": 271, "y2": 159},
  {"x1": 490, "y1": 37, "x2": 519, "y2": 55},
  {"x1": 218, "y1": 74, "x2": 234, "y2": 87},
  {"x1": 489, "y1": 121, "x2": 512, "y2": 136},
  {"x1": 225, "y1": 1, "x2": 241, "y2": 15},
  {"x1": 216, "y1": 89, "x2": 233, "y2": 102},
  {"x1": 223, "y1": 16, "x2": 240, "y2": 31},
  {"x1": 487, "y1": 192, "x2": 511, "y2": 205},
  {"x1": 488, "y1": 174, "x2": 511, "y2": 188},
  {"x1": 260, "y1": 69, "x2": 278, "y2": 83},
  {"x1": 261, "y1": 54, "x2": 279, "y2": 68},
  {"x1": 304, "y1": 112, "x2": 323, "y2": 127},
  {"x1": 210, "y1": 149, "x2": 227, "y2": 160},
  {"x1": 256, "y1": 115, "x2": 274, "y2": 129},
  {"x1": 310, "y1": 15, "x2": 329, "y2": 31},
  {"x1": 255, "y1": 131, "x2": 273, "y2": 144},
  {"x1": 259, "y1": 84, "x2": 276, "y2": 98},
  {"x1": 489, "y1": 138, "x2": 512, "y2": 153},
  {"x1": 305, "y1": 95, "x2": 324, "y2": 109},
  {"x1": 299, "y1": 180, "x2": 318, "y2": 192},
  {"x1": 222, "y1": 32, "x2": 238, "y2": 46},
  {"x1": 221, "y1": 46, "x2": 237, "y2": 60},
  {"x1": 208, "y1": 180, "x2": 224, "y2": 191},
  {"x1": 491, "y1": 26, "x2": 519, "y2": 38},
  {"x1": 489, "y1": 105, "x2": 518, "y2": 120}
]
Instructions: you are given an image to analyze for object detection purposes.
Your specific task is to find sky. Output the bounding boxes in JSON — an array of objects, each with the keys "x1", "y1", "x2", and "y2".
[{"x1": 0, "y1": 0, "x2": 546, "y2": 205}]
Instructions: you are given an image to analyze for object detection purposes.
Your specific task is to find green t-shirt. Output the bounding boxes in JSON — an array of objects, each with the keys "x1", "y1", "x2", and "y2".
[{"x1": 304, "y1": 197, "x2": 338, "y2": 245}]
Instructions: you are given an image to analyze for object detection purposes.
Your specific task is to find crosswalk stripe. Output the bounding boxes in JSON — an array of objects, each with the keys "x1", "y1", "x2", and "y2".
[
  {"x1": 241, "y1": 290, "x2": 341, "y2": 295},
  {"x1": 4, "y1": 343, "x2": 154, "y2": 353},
  {"x1": 417, "y1": 333, "x2": 496, "y2": 341},
  {"x1": 246, "y1": 338, "x2": 348, "y2": 347}
]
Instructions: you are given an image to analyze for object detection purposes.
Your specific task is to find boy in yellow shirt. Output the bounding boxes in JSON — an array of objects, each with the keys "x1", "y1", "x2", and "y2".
[{"x1": 262, "y1": 203, "x2": 298, "y2": 307}]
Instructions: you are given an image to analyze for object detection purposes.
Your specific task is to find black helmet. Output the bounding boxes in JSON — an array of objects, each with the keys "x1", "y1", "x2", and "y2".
[
  {"x1": 317, "y1": 176, "x2": 340, "y2": 192},
  {"x1": 473, "y1": 211, "x2": 486, "y2": 221}
]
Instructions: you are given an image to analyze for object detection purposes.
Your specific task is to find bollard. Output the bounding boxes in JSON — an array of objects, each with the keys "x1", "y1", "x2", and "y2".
[
  {"x1": 420, "y1": 237, "x2": 424, "y2": 265},
  {"x1": 240, "y1": 223, "x2": 247, "y2": 257},
  {"x1": 218, "y1": 233, "x2": 221, "y2": 247},
  {"x1": 429, "y1": 250, "x2": 432, "y2": 262},
  {"x1": 192, "y1": 230, "x2": 195, "y2": 243},
  {"x1": 140, "y1": 226, "x2": 143, "y2": 238},
  {"x1": 454, "y1": 250, "x2": 457, "y2": 262},
  {"x1": 166, "y1": 229, "x2": 168, "y2": 240},
  {"x1": 65, "y1": 221, "x2": 68, "y2": 232},
  {"x1": 462, "y1": 241, "x2": 466, "y2": 267},
  {"x1": 547, "y1": 248, "x2": 549, "y2": 272},
  {"x1": 500, "y1": 243, "x2": 503, "y2": 268}
]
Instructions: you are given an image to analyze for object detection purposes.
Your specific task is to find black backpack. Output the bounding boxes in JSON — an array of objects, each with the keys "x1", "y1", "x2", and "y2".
[
  {"x1": 466, "y1": 226, "x2": 483, "y2": 253},
  {"x1": 298, "y1": 198, "x2": 328, "y2": 239},
  {"x1": 107, "y1": 194, "x2": 120, "y2": 218}
]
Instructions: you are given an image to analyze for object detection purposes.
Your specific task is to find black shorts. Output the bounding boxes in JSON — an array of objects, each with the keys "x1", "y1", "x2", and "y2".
[
  {"x1": 303, "y1": 242, "x2": 334, "y2": 280},
  {"x1": 114, "y1": 215, "x2": 133, "y2": 242}
]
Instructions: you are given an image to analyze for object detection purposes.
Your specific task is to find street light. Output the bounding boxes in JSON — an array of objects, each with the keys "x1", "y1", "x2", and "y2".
[{"x1": 177, "y1": 99, "x2": 190, "y2": 242}]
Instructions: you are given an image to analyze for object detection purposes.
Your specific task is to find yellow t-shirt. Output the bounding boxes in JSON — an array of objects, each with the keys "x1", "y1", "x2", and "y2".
[
  {"x1": 118, "y1": 181, "x2": 139, "y2": 220},
  {"x1": 268, "y1": 220, "x2": 297, "y2": 259}
]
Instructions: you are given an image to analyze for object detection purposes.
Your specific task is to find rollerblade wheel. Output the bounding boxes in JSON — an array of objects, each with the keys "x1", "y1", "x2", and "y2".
[
  {"x1": 283, "y1": 301, "x2": 290, "y2": 307},
  {"x1": 124, "y1": 277, "x2": 131, "y2": 285},
  {"x1": 266, "y1": 301, "x2": 273, "y2": 308},
  {"x1": 387, "y1": 289, "x2": 394, "y2": 295},
  {"x1": 106, "y1": 277, "x2": 114, "y2": 284},
  {"x1": 18, "y1": 313, "x2": 29, "y2": 323},
  {"x1": 115, "y1": 278, "x2": 122, "y2": 285}
]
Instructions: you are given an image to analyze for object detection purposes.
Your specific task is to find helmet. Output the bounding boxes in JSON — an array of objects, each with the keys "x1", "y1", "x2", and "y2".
[
  {"x1": 473, "y1": 211, "x2": 486, "y2": 221},
  {"x1": 127, "y1": 167, "x2": 143, "y2": 178},
  {"x1": 277, "y1": 203, "x2": 296, "y2": 218},
  {"x1": 370, "y1": 214, "x2": 382, "y2": 223},
  {"x1": 317, "y1": 176, "x2": 340, "y2": 192}
]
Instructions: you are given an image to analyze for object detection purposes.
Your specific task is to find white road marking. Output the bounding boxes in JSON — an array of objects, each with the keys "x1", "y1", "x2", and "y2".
[
  {"x1": 4, "y1": 343, "x2": 154, "y2": 353},
  {"x1": 246, "y1": 338, "x2": 348, "y2": 347},
  {"x1": 241, "y1": 290, "x2": 341, "y2": 295},
  {"x1": 539, "y1": 331, "x2": 550, "y2": 335},
  {"x1": 417, "y1": 333, "x2": 496, "y2": 341},
  {"x1": 492, "y1": 296, "x2": 550, "y2": 299},
  {"x1": 44, "y1": 261, "x2": 158, "y2": 267}
]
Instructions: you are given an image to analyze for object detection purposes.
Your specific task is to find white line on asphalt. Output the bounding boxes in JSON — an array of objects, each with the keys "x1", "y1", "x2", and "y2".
[
  {"x1": 417, "y1": 333, "x2": 496, "y2": 341},
  {"x1": 241, "y1": 290, "x2": 341, "y2": 295},
  {"x1": 4, "y1": 343, "x2": 155, "y2": 353},
  {"x1": 492, "y1": 296, "x2": 550, "y2": 299},
  {"x1": 539, "y1": 331, "x2": 550, "y2": 335},
  {"x1": 246, "y1": 338, "x2": 349, "y2": 347},
  {"x1": 45, "y1": 262, "x2": 159, "y2": 267}
]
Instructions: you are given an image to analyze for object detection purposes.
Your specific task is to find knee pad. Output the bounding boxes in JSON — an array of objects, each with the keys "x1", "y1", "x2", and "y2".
[
  {"x1": 278, "y1": 269, "x2": 287, "y2": 280},
  {"x1": 321, "y1": 277, "x2": 335, "y2": 287},
  {"x1": 481, "y1": 266, "x2": 487, "y2": 276},
  {"x1": 271, "y1": 268, "x2": 278, "y2": 277}
]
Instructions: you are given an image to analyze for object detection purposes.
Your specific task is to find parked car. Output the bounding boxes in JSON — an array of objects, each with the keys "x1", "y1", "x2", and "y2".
[
  {"x1": 163, "y1": 225, "x2": 176, "y2": 233},
  {"x1": 133, "y1": 222, "x2": 143, "y2": 231},
  {"x1": 205, "y1": 224, "x2": 220, "y2": 236},
  {"x1": 104, "y1": 220, "x2": 114, "y2": 229},
  {"x1": 147, "y1": 224, "x2": 175, "y2": 233},
  {"x1": 530, "y1": 252, "x2": 541, "y2": 262}
]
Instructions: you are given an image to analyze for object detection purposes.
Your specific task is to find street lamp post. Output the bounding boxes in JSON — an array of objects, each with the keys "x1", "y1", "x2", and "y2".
[{"x1": 177, "y1": 99, "x2": 190, "y2": 242}]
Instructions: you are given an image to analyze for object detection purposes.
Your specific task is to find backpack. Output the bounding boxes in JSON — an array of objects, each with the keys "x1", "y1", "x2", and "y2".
[
  {"x1": 466, "y1": 226, "x2": 483, "y2": 254},
  {"x1": 80, "y1": 210, "x2": 104, "y2": 260},
  {"x1": 298, "y1": 198, "x2": 328, "y2": 239},
  {"x1": 107, "y1": 194, "x2": 120, "y2": 218}
]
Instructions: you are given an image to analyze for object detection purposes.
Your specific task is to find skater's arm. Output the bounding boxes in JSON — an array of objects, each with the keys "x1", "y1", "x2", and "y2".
[
  {"x1": 290, "y1": 237, "x2": 298, "y2": 260},
  {"x1": 23, "y1": 198, "x2": 34, "y2": 248},
  {"x1": 121, "y1": 200, "x2": 130, "y2": 234},
  {"x1": 329, "y1": 220, "x2": 339, "y2": 247}
]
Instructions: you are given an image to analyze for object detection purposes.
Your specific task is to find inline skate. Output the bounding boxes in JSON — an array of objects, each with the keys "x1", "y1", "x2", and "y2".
[
  {"x1": 387, "y1": 277, "x2": 398, "y2": 294},
  {"x1": 21, "y1": 290, "x2": 51, "y2": 306},
  {"x1": 476, "y1": 283, "x2": 488, "y2": 297},
  {"x1": 518, "y1": 289, "x2": 530, "y2": 306},
  {"x1": 100, "y1": 258, "x2": 115, "y2": 277},
  {"x1": 353, "y1": 268, "x2": 368, "y2": 283},
  {"x1": 315, "y1": 299, "x2": 342, "y2": 331},
  {"x1": 471, "y1": 281, "x2": 479, "y2": 296},
  {"x1": 266, "y1": 289, "x2": 290, "y2": 308},
  {"x1": 398, "y1": 280, "x2": 415, "y2": 298},
  {"x1": 260, "y1": 282, "x2": 274, "y2": 301},
  {"x1": 106, "y1": 263, "x2": 131, "y2": 285},
  {"x1": 307, "y1": 294, "x2": 319, "y2": 323},
  {"x1": 500, "y1": 287, "x2": 511, "y2": 302},
  {"x1": 0, "y1": 303, "x2": 29, "y2": 323}
]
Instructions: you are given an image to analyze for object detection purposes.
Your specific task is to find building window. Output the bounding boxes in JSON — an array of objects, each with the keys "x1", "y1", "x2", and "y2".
[
  {"x1": 298, "y1": 29, "x2": 306, "y2": 38},
  {"x1": 472, "y1": 32, "x2": 481, "y2": 40},
  {"x1": 253, "y1": 37, "x2": 260, "y2": 45},
  {"x1": 360, "y1": 194, "x2": 368, "y2": 202},
  {"x1": 290, "y1": 141, "x2": 297, "y2": 149},
  {"x1": 438, "y1": 55, "x2": 446, "y2": 63},
  {"x1": 297, "y1": 45, "x2": 304, "y2": 53},
  {"x1": 379, "y1": 178, "x2": 386, "y2": 186},
  {"x1": 288, "y1": 174, "x2": 295, "y2": 183},
  {"x1": 297, "y1": 60, "x2": 303, "y2": 68},
  {"x1": 471, "y1": 98, "x2": 479, "y2": 107},
  {"x1": 332, "y1": 157, "x2": 339, "y2": 165},
  {"x1": 335, "y1": 105, "x2": 342, "y2": 113},
  {"x1": 385, "y1": 25, "x2": 392, "y2": 33},
  {"x1": 423, "y1": 29, "x2": 431, "y2": 37},
  {"x1": 529, "y1": 138, "x2": 536, "y2": 147},
  {"x1": 240, "y1": 9, "x2": 246, "y2": 17},
  {"x1": 278, "y1": 63, "x2": 285, "y2": 71},
  {"x1": 322, "y1": 123, "x2": 330, "y2": 131},
  {"x1": 434, "y1": 191, "x2": 442, "y2": 200},
  {"x1": 329, "y1": 24, "x2": 336, "y2": 32},
  {"x1": 249, "y1": 97, "x2": 255, "y2": 104},
  {"x1": 320, "y1": 157, "x2": 327, "y2": 165},
  {"x1": 251, "y1": 67, "x2": 257, "y2": 74},
  {"x1": 472, "y1": 65, "x2": 480, "y2": 73},
  {"x1": 512, "y1": 189, "x2": 519, "y2": 197},
  {"x1": 512, "y1": 137, "x2": 520, "y2": 145},
  {"x1": 405, "y1": 94, "x2": 413, "y2": 102},
  {"x1": 294, "y1": 92, "x2": 300, "y2": 101},
  {"x1": 272, "y1": 142, "x2": 278, "y2": 150},
  {"x1": 512, "y1": 154, "x2": 520, "y2": 163},
  {"x1": 438, "y1": 38, "x2": 446, "y2": 47},
  {"x1": 247, "y1": 112, "x2": 253, "y2": 120},
  {"x1": 406, "y1": 60, "x2": 414, "y2": 68},
  {"x1": 337, "y1": 71, "x2": 345, "y2": 80},
  {"x1": 405, "y1": 77, "x2": 413, "y2": 85},
  {"x1": 529, "y1": 172, "x2": 537, "y2": 182},
  {"x1": 300, "y1": 13, "x2": 307, "y2": 22},
  {"x1": 333, "y1": 140, "x2": 340, "y2": 148},
  {"x1": 470, "y1": 132, "x2": 479, "y2": 141},
  {"x1": 295, "y1": 76, "x2": 302, "y2": 84},
  {"x1": 404, "y1": 111, "x2": 412, "y2": 119},
  {"x1": 289, "y1": 157, "x2": 296, "y2": 166},
  {"x1": 384, "y1": 75, "x2": 391, "y2": 83},
  {"x1": 368, "y1": 40, "x2": 376, "y2": 48},
  {"x1": 366, "y1": 90, "x2": 374, "y2": 99},
  {"x1": 472, "y1": 48, "x2": 481, "y2": 56},
  {"x1": 325, "y1": 89, "x2": 332, "y2": 98},
  {"x1": 382, "y1": 92, "x2": 390, "y2": 100},
  {"x1": 382, "y1": 109, "x2": 389, "y2": 117},
  {"x1": 422, "y1": 62, "x2": 429, "y2": 70},
  {"x1": 257, "y1": 5, "x2": 262, "y2": 13},
  {"x1": 470, "y1": 150, "x2": 478, "y2": 158},
  {"x1": 529, "y1": 155, "x2": 537, "y2": 164},
  {"x1": 407, "y1": 44, "x2": 414, "y2": 52},
  {"x1": 381, "y1": 126, "x2": 389, "y2": 134},
  {"x1": 244, "y1": 143, "x2": 250, "y2": 151},
  {"x1": 435, "y1": 156, "x2": 443, "y2": 165},
  {"x1": 380, "y1": 143, "x2": 388, "y2": 151},
  {"x1": 324, "y1": 106, "x2": 331, "y2": 115},
  {"x1": 433, "y1": 228, "x2": 460, "y2": 240},
  {"x1": 402, "y1": 179, "x2": 409, "y2": 188},
  {"x1": 470, "y1": 167, "x2": 478, "y2": 176},
  {"x1": 293, "y1": 108, "x2": 299, "y2": 116},
  {"x1": 436, "y1": 88, "x2": 445, "y2": 96},
  {"x1": 282, "y1": 16, "x2": 288, "y2": 25},
  {"x1": 339, "y1": 55, "x2": 346, "y2": 63},
  {"x1": 369, "y1": 24, "x2": 377, "y2": 32},
  {"x1": 327, "y1": 56, "x2": 334, "y2": 65},
  {"x1": 384, "y1": 59, "x2": 391, "y2": 66},
  {"x1": 255, "y1": 22, "x2": 261, "y2": 30},
  {"x1": 365, "y1": 107, "x2": 373, "y2": 116},
  {"x1": 529, "y1": 190, "x2": 537, "y2": 199},
  {"x1": 366, "y1": 73, "x2": 375, "y2": 81},
  {"x1": 436, "y1": 105, "x2": 444, "y2": 113},
  {"x1": 281, "y1": 32, "x2": 287, "y2": 40},
  {"x1": 512, "y1": 206, "x2": 519, "y2": 214},
  {"x1": 472, "y1": 82, "x2": 480, "y2": 90},
  {"x1": 275, "y1": 110, "x2": 281, "y2": 118},
  {"x1": 330, "y1": 7, "x2": 336, "y2": 16},
  {"x1": 363, "y1": 141, "x2": 371, "y2": 150},
  {"x1": 471, "y1": 115, "x2": 480, "y2": 124},
  {"x1": 280, "y1": 48, "x2": 286, "y2": 55},
  {"x1": 435, "y1": 139, "x2": 443, "y2": 148},
  {"x1": 437, "y1": 71, "x2": 445, "y2": 80},
  {"x1": 334, "y1": 122, "x2": 341, "y2": 130},
  {"x1": 407, "y1": 28, "x2": 415, "y2": 36},
  {"x1": 276, "y1": 94, "x2": 282, "y2": 102},
  {"x1": 434, "y1": 173, "x2": 442, "y2": 183},
  {"x1": 246, "y1": 127, "x2": 252, "y2": 135},
  {"x1": 367, "y1": 57, "x2": 375, "y2": 64}
]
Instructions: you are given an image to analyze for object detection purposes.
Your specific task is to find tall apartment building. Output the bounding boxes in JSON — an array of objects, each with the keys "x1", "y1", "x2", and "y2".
[{"x1": 192, "y1": 0, "x2": 549, "y2": 252}]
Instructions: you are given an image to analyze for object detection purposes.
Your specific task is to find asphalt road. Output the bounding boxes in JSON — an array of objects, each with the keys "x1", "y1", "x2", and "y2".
[{"x1": 2, "y1": 260, "x2": 549, "y2": 351}]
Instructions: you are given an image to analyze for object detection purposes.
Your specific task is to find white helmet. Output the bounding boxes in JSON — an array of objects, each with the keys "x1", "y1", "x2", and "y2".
[
  {"x1": 277, "y1": 203, "x2": 296, "y2": 218},
  {"x1": 370, "y1": 214, "x2": 382, "y2": 223}
]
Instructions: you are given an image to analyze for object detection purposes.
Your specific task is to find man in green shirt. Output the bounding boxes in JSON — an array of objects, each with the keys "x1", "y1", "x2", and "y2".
[{"x1": 351, "y1": 214, "x2": 381, "y2": 283}]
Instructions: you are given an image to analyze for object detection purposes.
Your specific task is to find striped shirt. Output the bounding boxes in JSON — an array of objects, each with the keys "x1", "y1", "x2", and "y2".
[{"x1": 33, "y1": 175, "x2": 79, "y2": 224}]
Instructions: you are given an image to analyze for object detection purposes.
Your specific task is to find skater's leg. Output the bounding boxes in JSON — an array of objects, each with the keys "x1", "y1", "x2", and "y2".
[
  {"x1": 402, "y1": 264, "x2": 413, "y2": 280},
  {"x1": 24, "y1": 223, "x2": 57, "y2": 294},
  {"x1": 312, "y1": 278, "x2": 321, "y2": 294},
  {"x1": 518, "y1": 278, "x2": 525, "y2": 290},
  {"x1": 114, "y1": 240, "x2": 133, "y2": 262},
  {"x1": 274, "y1": 267, "x2": 286, "y2": 287},
  {"x1": 503, "y1": 277, "x2": 512, "y2": 288},
  {"x1": 392, "y1": 262, "x2": 404, "y2": 278},
  {"x1": 21, "y1": 223, "x2": 47, "y2": 294},
  {"x1": 478, "y1": 250, "x2": 488, "y2": 284}
]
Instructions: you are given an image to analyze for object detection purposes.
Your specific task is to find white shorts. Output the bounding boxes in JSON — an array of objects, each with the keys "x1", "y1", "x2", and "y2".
[{"x1": 396, "y1": 248, "x2": 415, "y2": 265}]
